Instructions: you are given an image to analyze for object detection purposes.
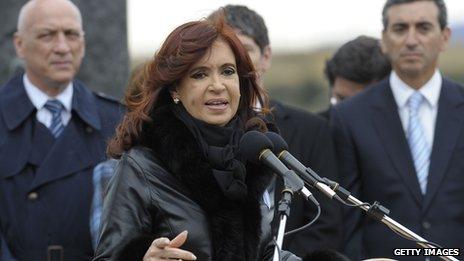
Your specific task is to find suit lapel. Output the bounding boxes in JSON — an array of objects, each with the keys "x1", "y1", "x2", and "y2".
[
  {"x1": 29, "y1": 80, "x2": 105, "y2": 190},
  {"x1": 370, "y1": 80, "x2": 423, "y2": 205},
  {"x1": 0, "y1": 76, "x2": 105, "y2": 189},
  {"x1": 423, "y1": 80, "x2": 464, "y2": 211},
  {"x1": 0, "y1": 74, "x2": 35, "y2": 178},
  {"x1": 0, "y1": 120, "x2": 34, "y2": 178},
  {"x1": 29, "y1": 117, "x2": 99, "y2": 191}
]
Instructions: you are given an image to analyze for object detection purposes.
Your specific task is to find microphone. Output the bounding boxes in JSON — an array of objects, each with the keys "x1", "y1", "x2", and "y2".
[
  {"x1": 264, "y1": 132, "x2": 346, "y2": 201},
  {"x1": 265, "y1": 133, "x2": 460, "y2": 261},
  {"x1": 241, "y1": 131, "x2": 322, "y2": 261},
  {"x1": 239, "y1": 131, "x2": 319, "y2": 205}
]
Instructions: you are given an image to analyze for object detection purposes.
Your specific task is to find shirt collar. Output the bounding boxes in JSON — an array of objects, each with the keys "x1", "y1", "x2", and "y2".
[
  {"x1": 23, "y1": 74, "x2": 73, "y2": 112},
  {"x1": 390, "y1": 70, "x2": 441, "y2": 109}
]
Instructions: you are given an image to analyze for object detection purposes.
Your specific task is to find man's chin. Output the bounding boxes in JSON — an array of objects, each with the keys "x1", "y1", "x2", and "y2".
[
  {"x1": 397, "y1": 64, "x2": 425, "y2": 77},
  {"x1": 49, "y1": 72, "x2": 76, "y2": 85}
]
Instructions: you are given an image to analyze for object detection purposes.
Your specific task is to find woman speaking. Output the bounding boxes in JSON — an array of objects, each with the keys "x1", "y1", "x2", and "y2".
[{"x1": 93, "y1": 15, "x2": 299, "y2": 261}]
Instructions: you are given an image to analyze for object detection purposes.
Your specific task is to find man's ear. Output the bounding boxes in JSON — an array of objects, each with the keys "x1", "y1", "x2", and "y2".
[
  {"x1": 13, "y1": 32, "x2": 25, "y2": 59},
  {"x1": 380, "y1": 31, "x2": 388, "y2": 55},
  {"x1": 261, "y1": 45, "x2": 272, "y2": 73},
  {"x1": 440, "y1": 27, "x2": 451, "y2": 52},
  {"x1": 81, "y1": 38, "x2": 86, "y2": 59}
]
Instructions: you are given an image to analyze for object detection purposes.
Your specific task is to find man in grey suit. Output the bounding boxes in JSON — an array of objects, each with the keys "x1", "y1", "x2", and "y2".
[{"x1": 331, "y1": 0, "x2": 463, "y2": 260}]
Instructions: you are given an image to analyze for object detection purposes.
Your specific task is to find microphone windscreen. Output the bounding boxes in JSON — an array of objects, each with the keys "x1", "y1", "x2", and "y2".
[
  {"x1": 265, "y1": 132, "x2": 289, "y2": 154},
  {"x1": 239, "y1": 130, "x2": 273, "y2": 163}
]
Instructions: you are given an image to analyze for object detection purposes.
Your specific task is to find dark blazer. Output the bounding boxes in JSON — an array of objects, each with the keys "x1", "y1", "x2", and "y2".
[
  {"x1": 318, "y1": 107, "x2": 331, "y2": 120},
  {"x1": 331, "y1": 77, "x2": 464, "y2": 260},
  {"x1": 271, "y1": 101, "x2": 342, "y2": 257},
  {"x1": 0, "y1": 75, "x2": 122, "y2": 261}
]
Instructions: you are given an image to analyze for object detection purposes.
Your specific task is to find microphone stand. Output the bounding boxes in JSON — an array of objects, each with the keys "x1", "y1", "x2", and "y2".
[
  {"x1": 338, "y1": 192, "x2": 459, "y2": 261},
  {"x1": 307, "y1": 167, "x2": 460, "y2": 261},
  {"x1": 278, "y1": 150, "x2": 459, "y2": 261},
  {"x1": 273, "y1": 174, "x2": 316, "y2": 261},
  {"x1": 254, "y1": 148, "x2": 320, "y2": 261}
]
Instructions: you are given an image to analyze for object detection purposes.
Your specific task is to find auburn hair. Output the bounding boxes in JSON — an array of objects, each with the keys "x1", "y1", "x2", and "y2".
[{"x1": 108, "y1": 14, "x2": 269, "y2": 158}]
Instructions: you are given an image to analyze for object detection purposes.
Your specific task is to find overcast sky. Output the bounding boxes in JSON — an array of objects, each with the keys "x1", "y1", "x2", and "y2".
[{"x1": 128, "y1": 0, "x2": 464, "y2": 57}]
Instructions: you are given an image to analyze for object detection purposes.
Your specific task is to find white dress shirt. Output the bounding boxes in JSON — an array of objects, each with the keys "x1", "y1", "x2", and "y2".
[
  {"x1": 23, "y1": 74, "x2": 73, "y2": 128},
  {"x1": 390, "y1": 70, "x2": 441, "y2": 147}
]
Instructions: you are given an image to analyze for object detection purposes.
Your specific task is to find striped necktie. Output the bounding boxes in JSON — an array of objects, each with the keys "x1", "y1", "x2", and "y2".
[
  {"x1": 44, "y1": 99, "x2": 65, "y2": 138},
  {"x1": 407, "y1": 92, "x2": 430, "y2": 195}
]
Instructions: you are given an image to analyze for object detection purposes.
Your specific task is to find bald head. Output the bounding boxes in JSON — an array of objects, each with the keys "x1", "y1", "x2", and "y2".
[
  {"x1": 13, "y1": 0, "x2": 85, "y2": 96},
  {"x1": 17, "y1": 0, "x2": 82, "y2": 34}
]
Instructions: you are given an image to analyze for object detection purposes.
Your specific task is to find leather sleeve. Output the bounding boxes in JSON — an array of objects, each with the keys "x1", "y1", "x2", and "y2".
[{"x1": 92, "y1": 154, "x2": 154, "y2": 261}]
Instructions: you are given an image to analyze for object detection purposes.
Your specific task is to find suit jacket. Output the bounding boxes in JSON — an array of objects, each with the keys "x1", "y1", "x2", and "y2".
[
  {"x1": 331, "y1": 77, "x2": 464, "y2": 260},
  {"x1": 271, "y1": 101, "x2": 342, "y2": 257},
  {"x1": 0, "y1": 74, "x2": 122, "y2": 261}
]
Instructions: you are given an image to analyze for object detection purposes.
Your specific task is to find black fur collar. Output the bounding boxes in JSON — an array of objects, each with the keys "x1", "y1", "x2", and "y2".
[{"x1": 139, "y1": 105, "x2": 273, "y2": 260}]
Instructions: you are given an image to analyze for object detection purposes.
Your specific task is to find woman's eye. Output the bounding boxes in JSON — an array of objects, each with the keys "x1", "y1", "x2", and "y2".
[
  {"x1": 191, "y1": 72, "x2": 207, "y2": 79},
  {"x1": 223, "y1": 67, "x2": 236, "y2": 76}
]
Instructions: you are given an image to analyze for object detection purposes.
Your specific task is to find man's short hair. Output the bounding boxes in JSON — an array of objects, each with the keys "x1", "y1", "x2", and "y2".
[
  {"x1": 221, "y1": 5, "x2": 269, "y2": 52},
  {"x1": 325, "y1": 36, "x2": 391, "y2": 87},
  {"x1": 382, "y1": 0, "x2": 448, "y2": 30}
]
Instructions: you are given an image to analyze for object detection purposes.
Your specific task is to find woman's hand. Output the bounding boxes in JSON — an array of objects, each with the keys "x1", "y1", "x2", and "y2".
[{"x1": 143, "y1": 231, "x2": 197, "y2": 260}]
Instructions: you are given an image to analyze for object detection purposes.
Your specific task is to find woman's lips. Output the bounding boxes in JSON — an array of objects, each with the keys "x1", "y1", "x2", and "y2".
[{"x1": 205, "y1": 99, "x2": 229, "y2": 111}]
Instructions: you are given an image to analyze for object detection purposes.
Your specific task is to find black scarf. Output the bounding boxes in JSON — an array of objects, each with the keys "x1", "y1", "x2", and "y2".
[
  {"x1": 136, "y1": 104, "x2": 276, "y2": 261},
  {"x1": 171, "y1": 104, "x2": 248, "y2": 201}
]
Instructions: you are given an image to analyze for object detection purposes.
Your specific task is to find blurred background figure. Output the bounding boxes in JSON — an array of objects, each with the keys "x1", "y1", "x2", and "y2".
[
  {"x1": 214, "y1": 5, "x2": 343, "y2": 258},
  {"x1": 3, "y1": 1, "x2": 464, "y2": 110},
  {"x1": 320, "y1": 35, "x2": 391, "y2": 118},
  {"x1": 0, "y1": 0, "x2": 128, "y2": 98},
  {"x1": 126, "y1": 1, "x2": 464, "y2": 113},
  {"x1": 331, "y1": 0, "x2": 464, "y2": 259},
  {"x1": 0, "y1": 0, "x2": 122, "y2": 260}
]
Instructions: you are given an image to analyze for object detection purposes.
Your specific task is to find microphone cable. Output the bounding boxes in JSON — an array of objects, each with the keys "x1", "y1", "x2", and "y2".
[{"x1": 284, "y1": 200, "x2": 321, "y2": 237}]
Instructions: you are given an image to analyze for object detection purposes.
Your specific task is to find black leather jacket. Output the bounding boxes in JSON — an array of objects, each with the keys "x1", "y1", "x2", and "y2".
[{"x1": 93, "y1": 147, "x2": 300, "y2": 260}]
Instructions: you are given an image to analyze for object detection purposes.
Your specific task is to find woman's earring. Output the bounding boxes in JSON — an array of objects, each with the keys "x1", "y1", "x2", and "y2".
[{"x1": 173, "y1": 97, "x2": 180, "y2": 104}]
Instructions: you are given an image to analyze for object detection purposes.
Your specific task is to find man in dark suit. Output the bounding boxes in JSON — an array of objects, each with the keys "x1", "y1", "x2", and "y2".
[
  {"x1": 214, "y1": 5, "x2": 343, "y2": 257},
  {"x1": 331, "y1": 0, "x2": 463, "y2": 260},
  {"x1": 320, "y1": 36, "x2": 391, "y2": 119},
  {"x1": 0, "y1": 0, "x2": 122, "y2": 260}
]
